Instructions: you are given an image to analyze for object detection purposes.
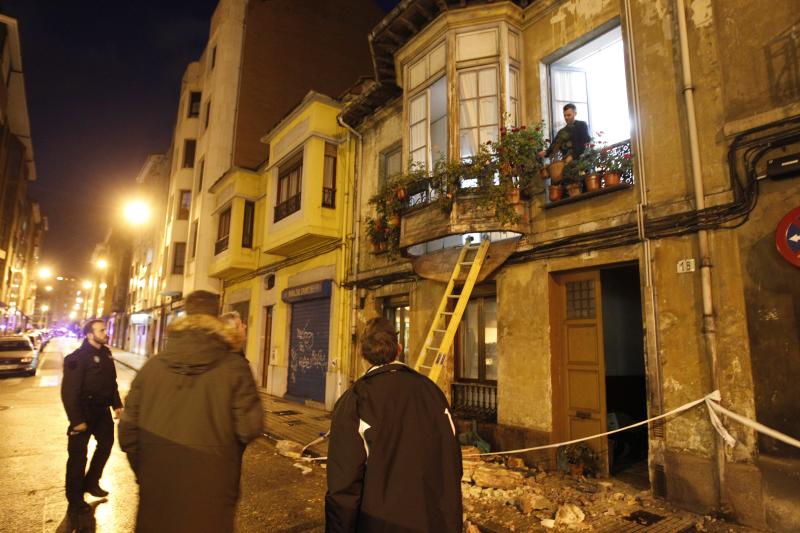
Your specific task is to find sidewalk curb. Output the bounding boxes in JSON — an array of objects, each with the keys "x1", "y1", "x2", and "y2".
[{"x1": 113, "y1": 357, "x2": 142, "y2": 373}]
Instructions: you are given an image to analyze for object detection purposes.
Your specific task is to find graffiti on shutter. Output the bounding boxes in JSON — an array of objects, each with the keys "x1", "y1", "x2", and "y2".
[{"x1": 287, "y1": 298, "x2": 330, "y2": 402}]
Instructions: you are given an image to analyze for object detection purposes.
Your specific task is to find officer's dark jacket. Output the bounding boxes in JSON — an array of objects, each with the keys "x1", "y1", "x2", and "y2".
[
  {"x1": 61, "y1": 339, "x2": 122, "y2": 427},
  {"x1": 325, "y1": 363, "x2": 463, "y2": 533}
]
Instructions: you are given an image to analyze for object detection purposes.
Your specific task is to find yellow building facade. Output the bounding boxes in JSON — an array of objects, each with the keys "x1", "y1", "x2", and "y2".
[{"x1": 210, "y1": 92, "x2": 355, "y2": 410}]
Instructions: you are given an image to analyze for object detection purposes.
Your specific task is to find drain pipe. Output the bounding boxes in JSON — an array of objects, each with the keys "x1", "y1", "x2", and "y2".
[
  {"x1": 337, "y1": 114, "x2": 363, "y2": 386},
  {"x1": 675, "y1": 0, "x2": 725, "y2": 501}
]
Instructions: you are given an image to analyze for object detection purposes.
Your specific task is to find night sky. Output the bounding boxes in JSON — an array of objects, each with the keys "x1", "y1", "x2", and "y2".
[{"x1": 3, "y1": 0, "x2": 399, "y2": 278}]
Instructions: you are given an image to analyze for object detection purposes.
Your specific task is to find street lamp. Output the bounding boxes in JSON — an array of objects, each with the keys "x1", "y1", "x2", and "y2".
[
  {"x1": 44, "y1": 285, "x2": 53, "y2": 292},
  {"x1": 40, "y1": 304, "x2": 49, "y2": 312},
  {"x1": 96, "y1": 258, "x2": 108, "y2": 270},
  {"x1": 123, "y1": 199, "x2": 151, "y2": 226},
  {"x1": 38, "y1": 266, "x2": 52, "y2": 279},
  {"x1": 82, "y1": 280, "x2": 92, "y2": 290},
  {"x1": 99, "y1": 282, "x2": 108, "y2": 290}
]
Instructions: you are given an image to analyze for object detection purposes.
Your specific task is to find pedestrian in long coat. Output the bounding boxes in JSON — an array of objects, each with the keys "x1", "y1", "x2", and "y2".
[
  {"x1": 325, "y1": 317, "x2": 463, "y2": 532},
  {"x1": 119, "y1": 290, "x2": 263, "y2": 533}
]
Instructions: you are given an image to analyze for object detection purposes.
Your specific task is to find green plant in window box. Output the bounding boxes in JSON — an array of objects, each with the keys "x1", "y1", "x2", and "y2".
[
  {"x1": 561, "y1": 160, "x2": 584, "y2": 197},
  {"x1": 576, "y1": 142, "x2": 601, "y2": 191},
  {"x1": 598, "y1": 145, "x2": 635, "y2": 187},
  {"x1": 495, "y1": 120, "x2": 547, "y2": 197}
]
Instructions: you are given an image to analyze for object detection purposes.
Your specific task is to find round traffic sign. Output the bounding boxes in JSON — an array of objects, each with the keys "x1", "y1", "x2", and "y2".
[{"x1": 776, "y1": 206, "x2": 800, "y2": 268}]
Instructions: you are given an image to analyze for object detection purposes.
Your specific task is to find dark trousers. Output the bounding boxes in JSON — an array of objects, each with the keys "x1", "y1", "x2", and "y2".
[{"x1": 65, "y1": 407, "x2": 114, "y2": 506}]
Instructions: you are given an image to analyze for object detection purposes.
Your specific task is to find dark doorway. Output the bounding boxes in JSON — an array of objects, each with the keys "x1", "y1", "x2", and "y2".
[{"x1": 601, "y1": 265, "x2": 648, "y2": 488}]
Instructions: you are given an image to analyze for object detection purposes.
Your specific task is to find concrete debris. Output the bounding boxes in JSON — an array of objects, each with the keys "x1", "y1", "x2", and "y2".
[
  {"x1": 276, "y1": 439, "x2": 304, "y2": 459},
  {"x1": 470, "y1": 464, "x2": 525, "y2": 489},
  {"x1": 555, "y1": 503, "x2": 586, "y2": 526},
  {"x1": 515, "y1": 493, "x2": 554, "y2": 514},
  {"x1": 506, "y1": 457, "x2": 526, "y2": 469},
  {"x1": 292, "y1": 462, "x2": 312, "y2": 475},
  {"x1": 461, "y1": 445, "x2": 484, "y2": 460},
  {"x1": 463, "y1": 520, "x2": 481, "y2": 533},
  {"x1": 541, "y1": 518, "x2": 556, "y2": 528}
]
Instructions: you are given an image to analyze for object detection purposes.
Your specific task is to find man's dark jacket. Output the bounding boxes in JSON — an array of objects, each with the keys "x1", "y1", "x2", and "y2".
[
  {"x1": 61, "y1": 340, "x2": 122, "y2": 428},
  {"x1": 118, "y1": 314, "x2": 263, "y2": 533},
  {"x1": 325, "y1": 363, "x2": 463, "y2": 533},
  {"x1": 546, "y1": 119, "x2": 590, "y2": 159}
]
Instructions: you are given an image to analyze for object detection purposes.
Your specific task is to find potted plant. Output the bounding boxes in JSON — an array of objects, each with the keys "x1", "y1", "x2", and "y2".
[
  {"x1": 365, "y1": 216, "x2": 387, "y2": 253},
  {"x1": 598, "y1": 145, "x2": 635, "y2": 187},
  {"x1": 495, "y1": 121, "x2": 546, "y2": 198},
  {"x1": 561, "y1": 160, "x2": 583, "y2": 197},
  {"x1": 548, "y1": 182, "x2": 565, "y2": 202},
  {"x1": 576, "y1": 143, "x2": 601, "y2": 192}
]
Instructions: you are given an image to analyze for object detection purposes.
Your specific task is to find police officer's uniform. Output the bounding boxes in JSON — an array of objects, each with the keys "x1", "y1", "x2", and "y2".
[{"x1": 61, "y1": 339, "x2": 122, "y2": 509}]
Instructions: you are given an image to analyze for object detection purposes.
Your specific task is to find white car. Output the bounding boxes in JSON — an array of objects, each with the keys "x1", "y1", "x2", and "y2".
[{"x1": 0, "y1": 336, "x2": 38, "y2": 376}]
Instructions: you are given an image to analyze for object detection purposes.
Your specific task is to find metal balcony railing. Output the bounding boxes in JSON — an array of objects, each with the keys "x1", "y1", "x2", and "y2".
[
  {"x1": 274, "y1": 194, "x2": 301, "y2": 222},
  {"x1": 452, "y1": 382, "x2": 497, "y2": 422}
]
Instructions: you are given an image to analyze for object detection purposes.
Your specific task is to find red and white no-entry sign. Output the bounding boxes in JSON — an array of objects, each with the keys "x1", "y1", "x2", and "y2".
[{"x1": 776, "y1": 206, "x2": 800, "y2": 268}]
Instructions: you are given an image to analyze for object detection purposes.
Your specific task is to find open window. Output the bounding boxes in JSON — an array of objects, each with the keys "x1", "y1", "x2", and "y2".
[{"x1": 549, "y1": 26, "x2": 631, "y2": 145}]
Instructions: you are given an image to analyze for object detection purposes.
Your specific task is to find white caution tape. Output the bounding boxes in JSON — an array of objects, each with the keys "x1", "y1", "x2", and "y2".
[{"x1": 301, "y1": 389, "x2": 800, "y2": 462}]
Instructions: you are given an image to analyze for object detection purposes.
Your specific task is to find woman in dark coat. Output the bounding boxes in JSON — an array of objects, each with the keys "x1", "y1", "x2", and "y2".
[{"x1": 119, "y1": 300, "x2": 263, "y2": 533}]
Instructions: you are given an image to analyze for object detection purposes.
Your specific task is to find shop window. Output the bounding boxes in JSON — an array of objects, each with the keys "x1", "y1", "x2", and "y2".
[
  {"x1": 384, "y1": 296, "x2": 411, "y2": 362},
  {"x1": 457, "y1": 296, "x2": 497, "y2": 382},
  {"x1": 322, "y1": 143, "x2": 336, "y2": 208},
  {"x1": 549, "y1": 26, "x2": 631, "y2": 145}
]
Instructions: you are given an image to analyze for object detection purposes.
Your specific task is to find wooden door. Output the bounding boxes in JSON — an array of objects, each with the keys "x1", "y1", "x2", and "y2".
[{"x1": 555, "y1": 270, "x2": 608, "y2": 470}]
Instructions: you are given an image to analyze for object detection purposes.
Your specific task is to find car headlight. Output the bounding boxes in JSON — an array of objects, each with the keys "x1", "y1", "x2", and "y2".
[{"x1": 20, "y1": 357, "x2": 33, "y2": 363}]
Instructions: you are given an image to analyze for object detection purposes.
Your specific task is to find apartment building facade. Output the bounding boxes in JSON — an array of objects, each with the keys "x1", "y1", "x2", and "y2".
[
  {"x1": 341, "y1": 1, "x2": 800, "y2": 531},
  {"x1": 0, "y1": 14, "x2": 45, "y2": 333}
]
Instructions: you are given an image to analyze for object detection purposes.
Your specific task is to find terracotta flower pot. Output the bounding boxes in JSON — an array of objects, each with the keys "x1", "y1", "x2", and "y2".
[
  {"x1": 387, "y1": 214, "x2": 401, "y2": 227},
  {"x1": 566, "y1": 183, "x2": 583, "y2": 197},
  {"x1": 604, "y1": 172, "x2": 621, "y2": 187},
  {"x1": 548, "y1": 184, "x2": 565, "y2": 202},
  {"x1": 395, "y1": 187, "x2": 407, "y2": 201},
  {"x1": 540, "y1": 167, "x2": 549, "y2": 179},
  {"x1": 372, "y1": 241, "x2": 382, "y2": 253},
  {"x1": 378, "y1": 241, "x2": 388, "y2": 252},
  {"x1": 505, "y1": 187, "x2": 521, "y2": 204},
  {"x1": 584, "y1": 173, "x2": 600, "y2": 191},
  {"x1": 548, "y1": 161, "x2": 565, "y2": 183}
]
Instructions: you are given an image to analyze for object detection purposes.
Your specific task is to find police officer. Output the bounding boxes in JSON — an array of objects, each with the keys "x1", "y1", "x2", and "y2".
[{"x1": 61, "y1": 319, "x2": 122, "y2": 518}]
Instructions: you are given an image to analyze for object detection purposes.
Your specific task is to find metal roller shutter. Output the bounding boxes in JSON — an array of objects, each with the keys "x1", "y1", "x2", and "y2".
[{"x1": 287, "y1": 298, "x2": 330, "y2": 402}]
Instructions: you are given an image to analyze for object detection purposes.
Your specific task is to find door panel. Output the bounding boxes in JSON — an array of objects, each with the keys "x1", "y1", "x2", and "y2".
[
  {"x1": 556, "y1": 270, "x2": 607, "y2": 471},
  {"x1": 287, "y1": 298, "x2": 330, "y2": 402}
]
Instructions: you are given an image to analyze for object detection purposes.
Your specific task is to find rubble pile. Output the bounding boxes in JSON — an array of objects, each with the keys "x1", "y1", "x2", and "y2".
[{"x1": 459, "y1": 447, "x2": 756, "y2": 532}]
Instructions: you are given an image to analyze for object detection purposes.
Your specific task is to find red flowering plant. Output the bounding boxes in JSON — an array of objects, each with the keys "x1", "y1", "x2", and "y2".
[
  {"x1": 491, "y1": 120, "x2": 547, "y2": 194},
  {"x1": 597, "y1": 145, "x2": 635, "y2": 174}
]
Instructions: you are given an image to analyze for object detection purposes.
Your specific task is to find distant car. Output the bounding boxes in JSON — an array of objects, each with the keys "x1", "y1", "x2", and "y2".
[{"x1": 0, "y1": 336, "x2": 38, "y2": 376}]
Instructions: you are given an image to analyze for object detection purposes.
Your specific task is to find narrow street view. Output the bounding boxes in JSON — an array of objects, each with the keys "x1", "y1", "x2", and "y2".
[{"x1": 0, "y1": 0, "x2": 798, "y2": 532}]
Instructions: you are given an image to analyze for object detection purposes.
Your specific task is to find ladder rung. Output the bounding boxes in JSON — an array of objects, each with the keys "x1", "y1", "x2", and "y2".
[
  {"x1": 461, "y1": 261, "x2": 474, "y2": 266},
  {"x1": 441, "y1": 312, "x2": 454, "y2": 315},
  {"x1": 425, "y1": 346, "x2": 439, "y2": 351},
  {"x1": 418, "y1": 364, "x2": 432, "y2": 370},
  {"x1": 447, "y1": 295, "x2": 460, "y2": 298},
  {"x1": 433, "y1": 329, "x2": 446, "y2": 334}
]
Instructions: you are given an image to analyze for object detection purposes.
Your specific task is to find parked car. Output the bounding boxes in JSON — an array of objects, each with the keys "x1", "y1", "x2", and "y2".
[{"x1": 0, "y1": 336, "x2": 38, "y2": 376}]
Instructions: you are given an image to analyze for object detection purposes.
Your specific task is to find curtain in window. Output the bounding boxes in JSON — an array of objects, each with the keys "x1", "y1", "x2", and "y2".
[
  {"x1": 459, "y1": 67, "x2": 499, "y2": 159},
  {"x1": 409, "y1": 93, "x2": 427, "y2": 167}
]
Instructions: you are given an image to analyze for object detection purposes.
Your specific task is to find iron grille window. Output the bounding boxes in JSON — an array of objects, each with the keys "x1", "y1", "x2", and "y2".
[
  {"x1": 172, "y1": 242, "x2": 186, "y2": 275},
  {"x1": 216, "y1": 207, "x2": 231, "y2": 255},
  {"x1": 275, "y1": 194, "x2": 301, "y2": 222},
  {"x1": 183, "y1": 140, "x2": 196, "y2": 168},
  {"x1": 322, "y1": 143, "x2": 336, "y2": 208},
  {"x1": 188, "y1": 92, "x2": 201, "y2": 118},
  {"x1": 177, "y1": 190, "x2": 191, "y2": 220},
  {"x1": 242, "y1": 201, "x2": 255, "y2": 248}
]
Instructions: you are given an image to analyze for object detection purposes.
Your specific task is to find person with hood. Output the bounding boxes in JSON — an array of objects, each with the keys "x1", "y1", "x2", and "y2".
[
  {"x1": 325, "y1": 317, "x2": 463, "y2": 533},
  {"x1": 118, "y1": 290, "x2": 263, "y2": 533}
]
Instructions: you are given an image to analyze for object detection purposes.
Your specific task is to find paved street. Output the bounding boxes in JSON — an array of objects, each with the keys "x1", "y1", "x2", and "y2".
[{"x1": 0, "y1": 338, "x2": 327, "y2": 533}]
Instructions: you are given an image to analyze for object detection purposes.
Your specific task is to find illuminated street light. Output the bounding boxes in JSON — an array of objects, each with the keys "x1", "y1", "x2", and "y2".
[
  {"x1": 68, "y1": 311, "x2": 77, "y2": 320},
  {"x1": 73, "y1": 303, "x2": 80, "y2": 310},
  {"x1": 76, "y1": 297, "x2": 84, "y2": 303},
  {"x1": 124, "y1": 199, "x2": 151, "y2": 226},
  {"x1": 96, "y1": 258, "x2": 108, "y2": 269},
  {"x1": 82, "y1": 280, "x2": 92, "y2": 290},
  {"x1": 38, "y1": 266, "x2": 53, "y2": 279},
  {"x1": 56, "y1": 276, "x2": 64, "y2": 281},
  {"x1": 99, "y1": 282, "x2": 108, "y2": 290},
  {"x1": 44, "y1": 285, "x2": 53, "y2": 292},
  {"x1": 40, "y1": 304, "x2": 49, "y2": 312}
]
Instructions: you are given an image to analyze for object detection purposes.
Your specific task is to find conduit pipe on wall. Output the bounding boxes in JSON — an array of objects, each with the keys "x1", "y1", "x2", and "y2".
[
  {"x1": 675, "y1": 0, "x2": 725, "y2": 501},
  {"x1": 337, "y1": 115, "x2": 363, "y2": 386}
]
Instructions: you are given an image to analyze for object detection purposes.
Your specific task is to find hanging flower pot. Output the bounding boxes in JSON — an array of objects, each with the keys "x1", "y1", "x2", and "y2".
[
  {"x1": 540, "y1": 166, "x2": 549, "y2": 179},
  {"x1": 505, "y1": 187, "x2": 521, "y2": 204},
  {"x1": 395, "y1": 187, "x2": 407, "y2": 201},
  {"x1": 548, "y1": 160, "x2": 565, "y2": 183},
  {"x1": 566, "y1": 183, "x2": 583, "y2": 197},
  {"x1": 371, "y1": 241, "x2": 383, "y2": 253},
  {"x1": 378, "y1": 240, "x2": 388, "y2": 252},
  {"x1": 548, "y1": 184, "x2": 565, "y2": 202},
  {"x1": 387, "y1": 213, "x2": 401, "y2": 227},
  {"x1": 584, "y1": 173, "x2": 600, "y2": 192},
  {"x1": 604, "y1": 172, "x2": 621, "y2": 187}
]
